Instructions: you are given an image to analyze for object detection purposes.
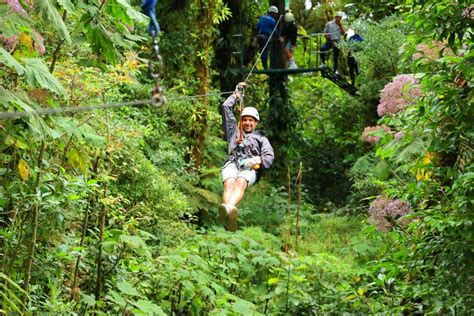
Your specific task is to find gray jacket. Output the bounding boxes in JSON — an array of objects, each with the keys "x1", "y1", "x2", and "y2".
[
  {"x1": 221, "y1": 95, "x2": 274, "y2": 169},
  {"x1": 323, "y1": 20, "x2": 343, "y2": 42}
]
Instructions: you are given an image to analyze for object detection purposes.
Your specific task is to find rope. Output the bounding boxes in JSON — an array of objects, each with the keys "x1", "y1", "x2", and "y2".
[
  {"x1": 0, "y1": 91, "x2": 234, "y2": 120},
  {"x1": 244, "y1": 14, "x2": 283, "y2": 83}
]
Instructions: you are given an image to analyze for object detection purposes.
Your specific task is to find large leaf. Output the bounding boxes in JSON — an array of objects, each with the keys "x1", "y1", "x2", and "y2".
[
  {"x1": 56, "y1": 0, "x2": 74, "y2": 14},
  {"x1": 394, "y1": 137, "x2": 427, "y2": 163},
  {"x1": 114, "y1": 0, "x2": 147, "y2": 23},
  {"x1": 131, "y1": 300, "x2": 166, "y2": 315},
  {"x1": 0, "y1": 48, "x2": 25, "y2": 75},
  {"x1": 22, "y1": 58, "x2": 66, "y2": 96},
  {"x1": 36, "y1": 0, "x2": 71, "y2": 43},
  {"x1": 85, "y1": 22, "x2": 118, "y2": 64},
  {"x1": 373, "y1": 160, "x2": 391, "y2": 180},
  {"x1": 116, "y1": 280, "x2": 141, "y2": 297},
  {"x1": 0, "y1": 5, "x2": 32, "y2": 36}
]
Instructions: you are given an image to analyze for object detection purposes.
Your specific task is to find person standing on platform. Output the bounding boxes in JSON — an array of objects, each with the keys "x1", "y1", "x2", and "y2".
[
  {"x1": 320, "y1": 11, "x2": 345, "y2": 74},
  {"x1": 282, "y1": 12, "x2": 298, "y2": 69},
  {"x1": 256, "y1": 6, "x2": 281, "y2": 69}
]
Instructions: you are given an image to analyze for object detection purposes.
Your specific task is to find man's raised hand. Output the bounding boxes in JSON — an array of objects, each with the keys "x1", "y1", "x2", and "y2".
[{"x1": 234, "y1": 82, "x2": 247, "y2": 99}]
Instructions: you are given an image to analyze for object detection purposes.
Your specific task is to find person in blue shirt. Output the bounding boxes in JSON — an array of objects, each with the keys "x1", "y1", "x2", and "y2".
[{"x1": 256, "y1": 6, "x2": 280, "y2": 69}]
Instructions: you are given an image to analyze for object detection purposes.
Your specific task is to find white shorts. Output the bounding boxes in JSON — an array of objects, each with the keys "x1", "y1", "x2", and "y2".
[{"x1": 221, "y1": 161, "x2": 257, "y2": 186}]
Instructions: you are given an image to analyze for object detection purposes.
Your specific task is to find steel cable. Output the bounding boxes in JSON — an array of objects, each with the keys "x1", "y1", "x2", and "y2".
[{"x1": 0, "y1": 91, "x2": 234, "y2": 120}]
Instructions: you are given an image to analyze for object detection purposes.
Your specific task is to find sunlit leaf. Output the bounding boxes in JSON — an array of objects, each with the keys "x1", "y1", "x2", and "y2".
[
  {"x1": 17, "y1": 159, "x2": 29, "y2": 180},
  {"x1": 131, "y1": 299, "x2": 166, "y2": 315},
  {"x1": 0, "y1": 47, "x2": 25, "y2": 75},
  {"x1": 117, "y1": 280, "x2": 141, "y2": 297}
]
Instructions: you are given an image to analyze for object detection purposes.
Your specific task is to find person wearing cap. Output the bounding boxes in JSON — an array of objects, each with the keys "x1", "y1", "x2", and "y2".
[
  {"x1": 218, "y1": 83, "x2": 274, "y2": 232},
  {"x1": 256, "y1": 6, "x2": 281, "y2": 69},
  {"x1": 320, "y1": 11, "x2": 346, "y2": 74},
  {"x1": 282, "y1": 12, "x2": 298, "y2": 69}
]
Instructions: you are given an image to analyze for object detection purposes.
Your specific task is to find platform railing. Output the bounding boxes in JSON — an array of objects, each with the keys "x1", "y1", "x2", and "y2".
[{"x1": 234, "y1": 33, "x2": 334, "y2": 71}]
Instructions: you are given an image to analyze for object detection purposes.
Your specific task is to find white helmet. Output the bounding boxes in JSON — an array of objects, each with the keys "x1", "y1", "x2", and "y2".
[
  {"x1": 242, "y1": 107, "x2": 260, "y2": 121},
  {"x1": 268, "y1": 6, "x2": 278, "y2": 14},
  {"x1": 335, "y1": 11, "x2": 345, "y2": 18},
  {"x1": 284, "y1": 12, "x2": 295, "y2": 22}
]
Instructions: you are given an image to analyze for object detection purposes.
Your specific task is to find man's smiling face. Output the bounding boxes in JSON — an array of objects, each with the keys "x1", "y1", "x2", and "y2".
[{"x1": 242, "y1": 116, "x2": 258, "y2": 133}]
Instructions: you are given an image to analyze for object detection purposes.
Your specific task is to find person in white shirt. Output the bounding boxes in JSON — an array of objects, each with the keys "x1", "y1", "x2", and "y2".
[{"x1": 320, "y1": 11, "x2": 346, "y2": 74}]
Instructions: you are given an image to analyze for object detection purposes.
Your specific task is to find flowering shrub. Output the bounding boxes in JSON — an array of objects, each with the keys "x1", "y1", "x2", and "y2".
[
  {"x1": 0, "y1": 34, "x2": 19, "y2": 52},
  {"x1": 377, "y1": 74, "x2": 422, "y2": 117},
  {"x1": 361, "y1": 125, "x2": 391, "y2": 144},
  {"x1": 412, "y1": 41, "x2": 453, "y2": 61},
  {"x1": 6, "y1": 0, "x2": 27, "y2": 15},
  {"x1": 368, "y1": 196, "x2": 412, "y2": 232},
  {"x1": 394, "y1": 131, "x2": 404, "y2": 140},
  {"x1": 462, "y1": 4, "x2": 474, "y2": 20}
]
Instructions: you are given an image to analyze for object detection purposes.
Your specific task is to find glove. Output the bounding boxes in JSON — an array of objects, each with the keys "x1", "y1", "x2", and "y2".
[{"x1": 242, "y1": 157, "x2": 261, "y2": 169}]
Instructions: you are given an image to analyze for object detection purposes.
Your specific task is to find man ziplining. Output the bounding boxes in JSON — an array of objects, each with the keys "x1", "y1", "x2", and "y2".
[{"x1": 219, "y1": 83, "x2": 274, "y2": 232}]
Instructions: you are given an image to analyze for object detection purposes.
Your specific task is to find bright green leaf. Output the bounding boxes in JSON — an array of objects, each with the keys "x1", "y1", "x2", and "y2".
[
  {"x1": 117, "y1": 280, "x2": 141, "y2": 297},
  {"x1": 22, "y1": 58, "x2": 66, "y2": 96},
  {"x1": 0, "y1": 47, "x2": 25, "y2": 75}
]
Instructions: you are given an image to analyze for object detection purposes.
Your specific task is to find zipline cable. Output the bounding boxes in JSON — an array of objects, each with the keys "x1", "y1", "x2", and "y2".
[
  {"x1": 0, "y1": 11, "x2": 282, "y2": 121},
  {"x1": 244, "y1": 14, "x2": 283, "y2": 83},
  {"x1": 0, "y1": 91, "x2": 234, "y2": 120}
]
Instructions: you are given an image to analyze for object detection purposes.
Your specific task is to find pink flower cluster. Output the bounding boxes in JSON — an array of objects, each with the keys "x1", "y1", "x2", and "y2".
[
  {"x1": 368, "y1": 196, "x2": 412, "y2": 232},
  {"x1": 412, "y1": 41, "x2": 453, "y2": 62},
  {"x1": 377, "y1": 74, "x2": 422, "y2": 117},
  {"x1": 361, "y1": 125, "x2": 391, "y2": 144},
  {"x1": 462, "y1": 4, "x2": 474, "y2": 20},
  {"x1": 0, "y1": 34, "x2": 19, "y2": 52},
  {"x1": 6, "y1": 0, "x2": 27, "y2": 15},
  {"x1": 394, "y1": 131, "x2": 404, "y2": 140}
]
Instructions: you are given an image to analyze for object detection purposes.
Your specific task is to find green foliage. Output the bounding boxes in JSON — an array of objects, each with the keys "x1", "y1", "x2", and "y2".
[
  {"x1": 36, "y1": 0, "x2": 71, "y2": 43},
  {"x1": 1, "y1": 0, "x2": 472, "y2": 313},
  {"x1": 0, "y1": 272, "x2": 28, "y2": 313},
  {"x1": 298, "y1": 214, "x2": 383, "y2": 263},
  {"x1": 23, "y1": 58, "x2": 66, "y2": 96},
  {"x1": 347, "y1": 0, "x2": 474, "y2": 312}
]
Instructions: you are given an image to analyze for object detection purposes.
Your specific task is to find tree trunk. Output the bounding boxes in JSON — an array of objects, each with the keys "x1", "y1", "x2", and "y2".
[{"x1": 191, "y1": 1, "x2": 214, "y2": 169}]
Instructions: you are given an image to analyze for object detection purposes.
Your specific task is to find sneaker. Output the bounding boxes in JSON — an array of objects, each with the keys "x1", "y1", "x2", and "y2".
[
  {"x1": 226, "y1": 205, "x2": 238, "y2": 232},
  {"x1": 335, "y1": 70, "x2": 339, "y2": 75},
  {"x1": 218, "y1": 204, "x2": 228, "y2": 223},
  {"x1": 319, "y1": 63, "x2": 326, "y2": 68}
]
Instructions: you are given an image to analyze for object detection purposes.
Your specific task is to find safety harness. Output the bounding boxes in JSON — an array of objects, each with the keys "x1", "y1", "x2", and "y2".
[{"x1": 233, "y1": 84, "x2": 260, "y2": 172}]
